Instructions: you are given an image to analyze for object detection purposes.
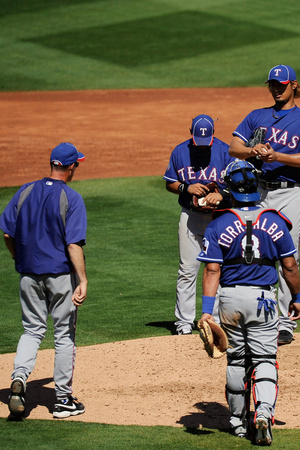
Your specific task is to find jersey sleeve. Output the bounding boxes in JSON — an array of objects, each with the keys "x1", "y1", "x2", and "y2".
[
  {"x1": 197, "y1": 224, "x2": 223, "y2": 263},
  {"x1": 163, "y1": 146, "x2": 181, "y2": 183},
  {"x1": 274, "y1": 218, "x2": 296, "y2": 258},
  {"x1": 0, "y1": 184, "x2": 32, "y2": 237},
  {"x1": 233, "y1": 112, "x2": 255, "y2": 143},
  {"x1": 64, "y1": 191, "x2": 87, "y2": 246}
]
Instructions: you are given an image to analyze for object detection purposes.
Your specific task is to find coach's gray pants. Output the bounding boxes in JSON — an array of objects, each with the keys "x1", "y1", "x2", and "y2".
[{"x1": 12, "y1": 273, "x2": 77, "y2": 400}]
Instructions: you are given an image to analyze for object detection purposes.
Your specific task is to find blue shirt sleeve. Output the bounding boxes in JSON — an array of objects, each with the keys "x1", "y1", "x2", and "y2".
[{"x1": 64, "y1": 190, "x2": 87, "y2": 246}]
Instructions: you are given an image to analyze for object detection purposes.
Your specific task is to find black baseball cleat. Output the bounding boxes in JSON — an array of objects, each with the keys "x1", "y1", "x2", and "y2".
[
  {"x1": 278, "y1": 330, "x2": 293, "y2": 345},
  {"x1": 53, "y1": 396, "x2": 85, "y2": 418},
  {"x1": 8, "y1": 377, "x2": 26, "y2": 418}
]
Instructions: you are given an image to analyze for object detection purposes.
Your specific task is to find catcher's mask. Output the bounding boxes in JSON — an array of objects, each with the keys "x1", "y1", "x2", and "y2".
[{"x1": 224, "y1": 160, "x2": 260, "y2": 202}]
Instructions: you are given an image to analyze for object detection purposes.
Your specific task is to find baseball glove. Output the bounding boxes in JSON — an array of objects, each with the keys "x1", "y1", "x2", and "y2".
[
  {"x1": 245, "y1": 128, "x2": 266, "y2": 172},
  {"x1": 191, "y1": 182, "x2": 220, "y2": 212},
  {"x1": 197, "y1": 319, "x2": 228, "y2": 359}
]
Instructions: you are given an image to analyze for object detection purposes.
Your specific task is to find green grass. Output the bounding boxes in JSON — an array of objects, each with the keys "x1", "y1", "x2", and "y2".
[
  {"x1": 1, "y1": 418, "x2": 300, "y2": 449},
  {"x1": 1, "y1": 0, "x2": 300, "y2": 91}
]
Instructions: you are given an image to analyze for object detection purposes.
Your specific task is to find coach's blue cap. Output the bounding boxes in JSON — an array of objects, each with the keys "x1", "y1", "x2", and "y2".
[
  {"x1": 265, "y1": 64, "x2": 297, "y2": 85},
  {"x1": 50, "y1": 143, "x2": 85, "y2": 166},
  {"x1": 225, "y1": 160, "x2": 260, "y2": 202},
  {"x1": 191, "y1": 114, "x2": 214, "y2": 146}
]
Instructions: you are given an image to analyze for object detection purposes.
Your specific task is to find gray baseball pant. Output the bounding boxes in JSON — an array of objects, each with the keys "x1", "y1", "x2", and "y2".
[
  {"x1": 175, "y1": 207, "x2": 219, "y2": 333},
  {"x1": 12, "y1": 273, "x2": 77, "y2": 400}
]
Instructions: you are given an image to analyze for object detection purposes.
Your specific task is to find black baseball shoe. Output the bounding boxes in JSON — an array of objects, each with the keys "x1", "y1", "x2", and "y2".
[
  {"x1": 8, "y1": 377, "x2": 26, "y2": 418},
  {"x1": 53, "y1": 396, "x2": 85, "y2": 418},
  {"x1": 278, "y1": 330, "x2": 293, "y2": 345}
]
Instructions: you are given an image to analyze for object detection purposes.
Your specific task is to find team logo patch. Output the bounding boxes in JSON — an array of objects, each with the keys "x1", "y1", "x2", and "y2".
[{"x1": 46, "y1": 181, "x2": 53, "y2": 185}]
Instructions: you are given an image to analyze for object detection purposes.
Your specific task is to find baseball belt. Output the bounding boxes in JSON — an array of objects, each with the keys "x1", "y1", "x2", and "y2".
[{"x1": 259, "y1": 179, "x2": 297, "y2": 190}]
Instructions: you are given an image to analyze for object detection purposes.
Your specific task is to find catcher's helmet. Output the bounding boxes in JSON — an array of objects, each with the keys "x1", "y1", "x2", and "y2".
[{"x1": 224, "y1": 160, "x2": 260, "y2": 202}]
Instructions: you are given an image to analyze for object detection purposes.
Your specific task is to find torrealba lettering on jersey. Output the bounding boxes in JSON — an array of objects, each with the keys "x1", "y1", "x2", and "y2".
[{"x1": 216, "y1": 208, "x2": 288, "y2": 248}]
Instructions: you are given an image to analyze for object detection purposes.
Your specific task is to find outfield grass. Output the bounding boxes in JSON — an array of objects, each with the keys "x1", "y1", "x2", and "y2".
[{"x1": 0, "y1": 0, "x2": 300, "y2": 91}]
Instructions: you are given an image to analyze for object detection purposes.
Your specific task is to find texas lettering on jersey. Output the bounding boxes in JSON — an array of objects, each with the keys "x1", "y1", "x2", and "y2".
[
  {"x1": 163, "y1": 137, "x2": 234, "y2": 187},
  {"x1": 177, "y1": 166, "x2": 225, "y2": 184},
  {"x1": 259, "y1": 125, "x2": 299, "y2": 149}
]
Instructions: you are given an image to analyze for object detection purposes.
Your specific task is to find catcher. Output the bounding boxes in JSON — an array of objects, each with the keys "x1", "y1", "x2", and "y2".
[
  {"x1": 197, "y1": 160, "x2": 300, "y2": 445},
  {"x1": 163, "y1": 114, "x2": 235, "y2": 335}
]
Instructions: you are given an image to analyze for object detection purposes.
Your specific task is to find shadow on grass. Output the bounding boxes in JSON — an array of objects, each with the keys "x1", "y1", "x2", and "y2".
[
  {"x1": 145, "y1": 321, "x2": 177, "y2": 335},
  {"x1": 0, "y1": 377, "x2": 55, "y2": 421},
  {"x1": 26, "y1": 11, "x2": 299, "y2": 68},
  {"x1": 145, "y1": 320, "x2": 200, "y2": 335}
]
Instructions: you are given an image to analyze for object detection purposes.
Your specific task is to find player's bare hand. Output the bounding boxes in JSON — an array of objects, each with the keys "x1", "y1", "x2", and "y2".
[
  {"x1": 188, "y1": 183, "x2": 210, "y2": 197},
  {"x1": 200, "y1": 313, "x2": 214, "y2": 324},
  {"x1": 257, "y1": 143, "x2": 276, "y2": 163},
  {"x1": 204, "y1": 192, "x2": 222, "y2": 206},
  {"x1": 289, "y1": 302, "x2": 300, "y2": 321},
  {"x1": 72, "y1": 282, "x2": 87, "y2": 306}
]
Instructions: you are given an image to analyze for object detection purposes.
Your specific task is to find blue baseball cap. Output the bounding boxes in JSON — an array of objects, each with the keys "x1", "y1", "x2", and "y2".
[
  {"x1": 265, "y1": 64, "x2": 297, "y2": 85},
  {"x1": 191, "y1": 114, "x2": 214, "y2": 146},
  {"x1": 225, "y1": 160, "x2": 260, "y2": 202},
  {"x1": 50, "y1": 142, "x2": 85, "y2": 166}
]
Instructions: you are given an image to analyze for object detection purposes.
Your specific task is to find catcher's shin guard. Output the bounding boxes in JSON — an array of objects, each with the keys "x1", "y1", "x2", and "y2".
[{"x1": 251, "y1": 360, "x2": 278, "y2": 425}]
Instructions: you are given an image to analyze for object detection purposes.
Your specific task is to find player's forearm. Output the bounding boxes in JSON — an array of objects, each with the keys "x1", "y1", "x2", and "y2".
[
  {"x1": 3, "y1": 233, "x2": 15, "y2": 259},
  {"x1": 281, "y1": 256, "x2": 300, "y2": 295},
  {"x1": 229, "y1": 137, "x2": 252, "y2": 159},
  {"x1": 271, "y1": 151, "x2": 300, "y2": 167},
  {"x1": 68, "y1": 243, "x2": 88, "y2": 284},
  {"x1": 202, "y1": 263, "x2": 221, "y2": 297},
  {"x1": 166, "y1": 181, "x2": 182, "y2": 194}
]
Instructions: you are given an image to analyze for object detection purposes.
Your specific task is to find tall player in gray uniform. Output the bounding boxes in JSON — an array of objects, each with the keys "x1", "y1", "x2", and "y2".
[
  {"x1": 198, "y1": 160, "x2": 300, "y2": 445},
  {"x1": 0, "y1": 142, "x2": 88, "y2": 419},
  {"x1": 229, "y1": 64, "x2": 300, "y2": 345},
  {"x1": 163, "y1": 114, "x2": 234, "y2": 335}
]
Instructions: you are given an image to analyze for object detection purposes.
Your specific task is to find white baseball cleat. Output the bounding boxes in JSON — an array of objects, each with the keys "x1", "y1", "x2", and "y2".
[{"x1": 255, "y1": 416, "x2": 272, "y2": 446}]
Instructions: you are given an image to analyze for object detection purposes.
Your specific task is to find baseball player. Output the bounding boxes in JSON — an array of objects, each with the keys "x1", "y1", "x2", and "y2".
[
  {"x1": 229, "y1": 64, "x2": 300, "y2": 345},
  {"x1": 0, "y1": 143, "x2": 87, "y2": 419},
  {"x1": 198, "y1": 160, "x2": 300, "y2": 445},
  {"x1": 163, "y1": 114, "x2": 235, "y2": 334}
]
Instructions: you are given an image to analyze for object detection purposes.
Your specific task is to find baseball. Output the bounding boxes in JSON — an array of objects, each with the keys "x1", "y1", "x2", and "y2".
[{"x1": 198, "y1": 198, "x2": 207, "y2": 207}]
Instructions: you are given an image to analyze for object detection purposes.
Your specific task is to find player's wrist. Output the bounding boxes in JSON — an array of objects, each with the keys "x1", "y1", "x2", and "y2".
[
  {"x1": 178, "y1": 183, "x2": 189, "y2": 194},
  {"x1": 292, "y1": 292, "x2": 300, "y2": 303},
  {"x1": 202, "y1": 295, "x2": 216, "y2": 314}
]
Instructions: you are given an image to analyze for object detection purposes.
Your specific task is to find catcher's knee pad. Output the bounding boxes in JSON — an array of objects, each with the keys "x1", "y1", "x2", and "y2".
[
  {"x1": 251, "y1": 359, "x2": 278, "y2": 424},
  {"x1": 226, "y1": 365, "x2": 248, "y2": 422}
]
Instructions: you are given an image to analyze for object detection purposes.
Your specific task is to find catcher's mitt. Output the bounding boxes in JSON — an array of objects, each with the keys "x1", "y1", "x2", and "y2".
[
  {"x1": 191, "y1": 182, "x2": 220, "y2": 212},
  {"x1": 197, "y1": 319, "x2": 228, "y2": 359},
  {"x1": 245, "y1": 127, "x2": 266, "y2": 172}
]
